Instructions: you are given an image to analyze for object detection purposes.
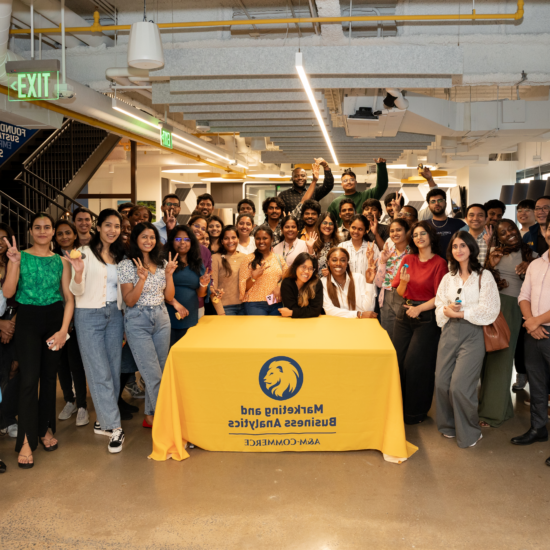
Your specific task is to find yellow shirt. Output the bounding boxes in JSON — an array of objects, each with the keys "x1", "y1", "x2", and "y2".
[{"x1": 239, "y1": 253, "x2": 287, "y2": 303}]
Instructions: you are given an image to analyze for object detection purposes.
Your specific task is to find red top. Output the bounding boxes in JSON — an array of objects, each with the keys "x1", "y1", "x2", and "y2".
[{"x1": 391, "y1": 254, "x2": 448, "y2": 301}]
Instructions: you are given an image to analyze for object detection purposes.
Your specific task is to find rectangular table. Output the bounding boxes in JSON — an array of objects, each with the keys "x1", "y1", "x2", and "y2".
[{"x1": 150, "y1": 316, "x2": 417, "y2": 464}]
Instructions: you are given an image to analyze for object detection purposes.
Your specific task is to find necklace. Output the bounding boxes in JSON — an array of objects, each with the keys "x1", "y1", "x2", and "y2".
[
  {"x1": 432, "y1": 217, "x2": 449, "y2": 228},
  {"x1": 282, "y1": 241, "x2": 296, "y2": 260}
]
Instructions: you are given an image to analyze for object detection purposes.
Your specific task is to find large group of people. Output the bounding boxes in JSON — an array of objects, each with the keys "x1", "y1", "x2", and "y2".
[{"x1": 1, "y1": 157, "x2": 550, "y2": 472}]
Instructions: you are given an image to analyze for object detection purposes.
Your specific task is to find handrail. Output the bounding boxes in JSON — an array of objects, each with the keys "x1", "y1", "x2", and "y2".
[
  {"x1": 8, "y1": 0, "x2": 524, "y2": 34},
  {"x1": 0, "y1": 190, "x2": 33, "y2": 215},
  {"x1": 22, "y1": 118, "x2": 73, "y2": 167}
]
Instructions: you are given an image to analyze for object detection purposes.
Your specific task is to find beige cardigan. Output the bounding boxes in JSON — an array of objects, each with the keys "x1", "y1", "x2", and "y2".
[{"x1": 69, "y1": 246, "x2": 123, "y2": 309}]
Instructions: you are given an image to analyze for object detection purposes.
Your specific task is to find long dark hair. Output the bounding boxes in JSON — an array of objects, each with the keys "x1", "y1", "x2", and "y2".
[
  {"x1": 447, "y1": 231, "x2": 482, "y2": 275},
  {"x1": 53, "y1": 219, "x2": 79, "y2": 256},
  {"x1": 283, "y1": 252, "x2": 319, "y2": 307},
  {"x1": 0, "y1": 222, "x2": 15, "y2": 267},
  {"x1": 127, "y1": 222, "x2": 164, "y2": 267},
  {"x1": 88, "y1": 209, "x2": 125, "y2": 264},
  {"x1": 313, "y1": 211, "x2": 339, "y2": 254},
  {"x1": 409, "y1": 220, "x2": 439, "y2": 255},
  {"x1": 325, "y1": 247, "x2": 356, "y2": 310},
  {"x1": 486, "y1": 218, "x2": 533, "y2": 289},
  {"x1": 165, "y1": 225, "x2": 203, "y2": 276},
  {"x1": 251, "y1": 227, "x2": 273, "y2": 269},
  {"x1": 216, "y1": 225, "x2": 240, "y2": 278}
]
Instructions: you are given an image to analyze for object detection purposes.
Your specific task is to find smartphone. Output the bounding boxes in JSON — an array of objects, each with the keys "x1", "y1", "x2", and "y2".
[
  {"x1": 266, "y1": 293, "x2": 278, "y2": 305},
  {"x1": 47, "y1": 332, "x2": 70, "y2": 351}
]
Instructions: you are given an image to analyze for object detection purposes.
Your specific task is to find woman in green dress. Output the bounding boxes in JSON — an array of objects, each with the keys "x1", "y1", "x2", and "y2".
[{"x1": 3, "y1": 212, "x2": 74, "y2": 469}]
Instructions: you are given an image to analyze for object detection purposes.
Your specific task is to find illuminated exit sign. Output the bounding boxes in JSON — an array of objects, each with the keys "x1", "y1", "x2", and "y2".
[
  {"x1": 160, "y1": 124, "x2": 173, "y2": 149},
  {"x1": 8, "y1": 72, "x2": 59, "y2": 101},
  {"x1": 6, "y1": 60, "x2": 61, "y2": 102}
]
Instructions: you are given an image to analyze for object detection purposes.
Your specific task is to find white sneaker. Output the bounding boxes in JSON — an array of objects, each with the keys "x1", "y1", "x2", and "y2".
[
  {"x1": 7, "y1": 423, "x2": 17, "y2": 438},
  {"x1": 442, "y1": 433, "x2": 455, "y2": 439},
  {"x1": 76, "y1": 408, "x2": 90, "y2": 427},
  {"x1": 58, "y1": 401, "x2": 78, "y2": 420},
  {"x1": 93, "y1": 421, "x2": 112, "y2": 437},
  {"x1": 470, "y1": 434, "x2": 483, "y2": 447},
  {"x1": 108, "y1": 428, "x2": 125, "y2": 454}
]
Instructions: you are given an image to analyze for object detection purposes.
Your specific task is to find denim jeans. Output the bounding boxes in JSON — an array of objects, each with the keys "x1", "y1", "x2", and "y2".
[
  {"x1": 124, "y1": 304, "x2": 171, "y2": 416},
  {"x1": 74, "y1": 302, "x2": 124, "y2": 431},
  {"x1": 224, "y1": 303, "x2": 245, "y2": 316},
  {"x1": 244, "y1": 301, "x2": 282, "y2": 316}
]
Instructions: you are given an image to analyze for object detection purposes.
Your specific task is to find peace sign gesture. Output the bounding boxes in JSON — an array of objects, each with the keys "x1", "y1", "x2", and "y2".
[
  {"x1": 380, "y1": 242, "x2": 392, "y2": 264},
  {"x1": 165, "y1": 251, "x2": 179, "y2": 277},
  {"x1": 200, "y1": 267, "x2": 211, "y2": 287},
  {"x1": 132, "y1": 257, "x2": 149, "y2": 282},
  {"x1": 391, "y1": 192, "x2": 403, "y2": 216},
  {"x1": 311, "y1": 162, "x2": 320, "y2": 181},
  {"x1": 3, "y1": 236, "x2": 20, "y2": 264}
]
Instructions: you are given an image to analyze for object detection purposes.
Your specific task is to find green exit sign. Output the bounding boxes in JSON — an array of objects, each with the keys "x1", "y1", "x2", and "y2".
[
  {"x1": 8, "y1": 71, "x2": 59, "y2": 102},
  {"x1": 160, "y1": 127, "x2": 173, "y2": 149}
]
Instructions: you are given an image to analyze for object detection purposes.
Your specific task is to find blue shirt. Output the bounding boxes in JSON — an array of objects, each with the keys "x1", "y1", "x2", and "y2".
[
  {"x1": 153, "y1": 219, "x2": 167, "y2": 244},
  {"x1": 166, "y1": 265, "x2": 205, "y2": 329}
]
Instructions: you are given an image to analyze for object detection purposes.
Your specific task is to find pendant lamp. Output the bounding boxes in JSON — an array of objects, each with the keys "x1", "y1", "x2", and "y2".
[
  {"x1": 526, "y1": 180, "x2": 546, "y2": 201},
  {"x1": 127, "y1": 1, "x2": 164, "y2": 69},
  {"x1": 499, "y1": 185, "x2": 514, "y2": 205},
  {"x1": 511, "y1": 183, "x2": 528, "y2": 204}
]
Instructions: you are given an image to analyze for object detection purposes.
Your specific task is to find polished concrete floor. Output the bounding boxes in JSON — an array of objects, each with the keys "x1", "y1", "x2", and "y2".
[{"x1": 1, "y1": 384, "x2": 549, "y2": 550}]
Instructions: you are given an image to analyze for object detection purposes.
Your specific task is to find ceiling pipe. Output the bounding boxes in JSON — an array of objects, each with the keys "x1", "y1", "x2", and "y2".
[{"x1": 8, "y1": 0, "x2": 525, "y2": 35}]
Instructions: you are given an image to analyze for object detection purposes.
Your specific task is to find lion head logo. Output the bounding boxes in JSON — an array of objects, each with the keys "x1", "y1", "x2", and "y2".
[{"x1": 259, "y1": 356, "x2": 304, "y2": 401}]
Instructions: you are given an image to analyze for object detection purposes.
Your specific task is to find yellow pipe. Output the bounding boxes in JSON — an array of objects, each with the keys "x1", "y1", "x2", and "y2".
[
  {"x1": 9, "y1": 0, "x2": 524, "y2": 35},
  {"x1": 0, "y1": 85, "x2": 245, "y2": 175}
]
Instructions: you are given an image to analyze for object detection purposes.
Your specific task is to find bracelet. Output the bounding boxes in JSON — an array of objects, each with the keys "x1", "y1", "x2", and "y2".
[
  {"x1": 200, "y1": 282, "x2": 208, "y2": 287},
  {"x1": 250, "y1": 277, "x2": 256, "y2": 283}
]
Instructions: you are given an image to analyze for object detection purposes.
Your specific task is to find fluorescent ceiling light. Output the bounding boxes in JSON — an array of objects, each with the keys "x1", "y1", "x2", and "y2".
[
  {"x1": 202, "y1": 177, "x2": 244, "y2": 182},
  {"x1": 295, "y1": 52, "x2": 338, "y2": 166},
  {"x1": 161, "y1": 168, "x2": 206, "y2": 173},
  {"x1": 112, "y1": 97, "x2": 160, "y2": 129},
  {"x1": 172, "y1": 132, "x2": 233, "y2": 163},
  {"x1": 247, "y1": 174, "x2": 288, "y2": 179}
]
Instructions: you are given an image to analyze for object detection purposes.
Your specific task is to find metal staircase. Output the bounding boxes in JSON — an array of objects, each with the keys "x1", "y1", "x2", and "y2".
[{"x1": 0, "y1": 119, "x2": 120, "y2": 245}]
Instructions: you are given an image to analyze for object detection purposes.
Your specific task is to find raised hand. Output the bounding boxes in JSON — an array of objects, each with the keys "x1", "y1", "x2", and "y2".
[
  {"x1": 483, "y1": 226, "x2": 493, "y2": 248},
  {"x1": 380, "y1": 242, "x2": 392, "y2": 264},
  {"x1": 312, "y1": 162, "x2": 320, "y2": 181},
  {"x1": 370, "y1": 214, "x2": 378, "y2": 233},
  {"x1": 420, "y1": 166, "x2": 433, "y2": 181},
  {"x1": 200, "y1": 267, "x2": 212, "y2": 287},
  {"x1": 314, "y1": 157, "x2": 329, "y2": 169},
  {"x1": 3, "y1": 236, "x2": 20, "y2": 264},
  {"x1": 365, "y1": 242, "x2": 375, "y2": 267},
  {"x1": 166, "y1": 208, "x2": 177, "y2": 232},
  {"x1": 63, "y1": 250, "x2": 84, "y2": 274},
  {"x1": 375, "y1": 157, "x2": 386, "y2": 164},
  {"x1": 251, "y1": 261, "x2": 267, "y2": 280},
  {"x1": 305, "y1": 231, "x2": 318, "y2": 252},
  {"x1": 400, "y1": 265, "x2": 410, "y2": 284},
  {"x1": 391, "y1": 192, "x2": 403, "y2": 215},
  {"x1": 165, "y1": 252, "x2": 179, "y2": 276},
  {"x1": 488, "y1": 249, "x2": 503, "y2": 268},
  {"x1": 132, "y1": 257, "x2": 149, "y2": 282}
]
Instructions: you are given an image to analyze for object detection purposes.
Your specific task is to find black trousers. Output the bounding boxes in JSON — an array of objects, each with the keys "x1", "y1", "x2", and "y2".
[
  {"x1": 15, "y1": 302, "x2": 64, "y2": 452},
  {"x1": 57, "y1": 330, "x2": 87, "y2": 409},
  {"x1": 524, "y1": 333, "x2": 550, "y2": 431},
  {"x1": 393, "y1": 305, "x2": 441, "y2": 424},
  {"x1": 514, "y1": 324, "x2": 527, "y2": 375},
  {"x1": 0, "y1": 341, "x2": 19, "y2": 429}
]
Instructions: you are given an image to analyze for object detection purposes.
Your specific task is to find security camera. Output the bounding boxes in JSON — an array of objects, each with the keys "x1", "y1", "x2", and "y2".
[{"x1": 383, "y1": 88, "x2": 409, "y2": 110}]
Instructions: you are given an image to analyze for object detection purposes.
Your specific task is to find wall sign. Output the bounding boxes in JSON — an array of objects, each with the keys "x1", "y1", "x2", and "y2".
[
  {"x1": 160, "y1": 127, "x2": 173, "y2": 149},
  {"x1": 0, "y1": 121, "x2": 38, "y2": 166}
]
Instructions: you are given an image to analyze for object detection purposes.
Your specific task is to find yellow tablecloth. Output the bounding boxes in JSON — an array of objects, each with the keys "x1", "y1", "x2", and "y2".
[{"x1": 150, "y1": 316, "x2": 417, "y2": 463}]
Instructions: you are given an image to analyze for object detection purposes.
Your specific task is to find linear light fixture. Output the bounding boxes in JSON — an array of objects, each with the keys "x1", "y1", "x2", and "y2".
[
  {"x1": 112, "y1": 97, "x2": 160, "y2": 129},
  {"x1": 295, "y1": 52, "x2": 338, "y2": 166},
  {"x1": 172, "y1": 132, "x2": 233, "y2": 163}
]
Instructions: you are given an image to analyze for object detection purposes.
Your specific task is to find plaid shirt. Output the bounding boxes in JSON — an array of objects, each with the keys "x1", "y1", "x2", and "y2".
[
  {"x1": 277, "y1": 170, "x2": 335, "y2": 213},
  {"x1": 464, "y1": 226, "x2": 488, "y2": 266},
  {"x1": 255, "y1": 202, "x2": 305, "y2": 246}
]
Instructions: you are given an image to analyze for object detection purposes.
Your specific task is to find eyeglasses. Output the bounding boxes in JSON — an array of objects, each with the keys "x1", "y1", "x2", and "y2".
[
  {"x1": 535, "y1": 205, "x2": 550, "y2": 212},
  {"x1": 298, "y1": 267, "x2": 315, "y2": 273},
  {"x1": 164, "y1": 202, "x2": 179, "y2": 208},
  {"x1": 401, "y1": 212, "x2": 415, "y2": 218},
  {"x1": 321, "y1": 221, "x2": 334, "y2": 227},
  {"x1": 192, "y1": 224, "x2": 206, "y2": 232},
  {"x1": 429, "y1": 199, "x2": 445, "y2": 205},
  {"x1": 412, "y1": 231, "x2": 428, "y2": 239},
  {"x1": 455, "y1": 288, "x2": 462, "y2": 303},
  {"x1": 174, "y1": 237, "x2": 191, "y2": 242}
]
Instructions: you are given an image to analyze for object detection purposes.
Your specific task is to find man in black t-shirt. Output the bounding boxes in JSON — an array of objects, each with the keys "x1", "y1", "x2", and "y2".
[{"x1": 425, "y1": 188, "x2": 466, "y2": 258}]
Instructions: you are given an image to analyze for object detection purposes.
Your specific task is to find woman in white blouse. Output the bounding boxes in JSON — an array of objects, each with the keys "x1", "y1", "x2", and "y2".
[
  {"x1": 322, "y1": 247, "x2": 377, "y2": 319},
  {"x1": 434, "y1": 231, "x2": 500, "y2": 448},
  {"x1": 236, "y1": 214, "x2": 256, "y2": 255},
  {"x1": 273, "y1": 215, "x2": 310, "y2": 266},
  {"x1": 66, "y1": 209, "x2": 127, "y2": 454},
  {"x1": 338, "y1": 214, "x2": 380, "y2": 276}
]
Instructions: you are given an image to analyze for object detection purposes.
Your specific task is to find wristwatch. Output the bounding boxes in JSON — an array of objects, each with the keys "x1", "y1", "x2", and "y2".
[{"x1": 251, "y1": 277, "x2": 256, "y2": 283}]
